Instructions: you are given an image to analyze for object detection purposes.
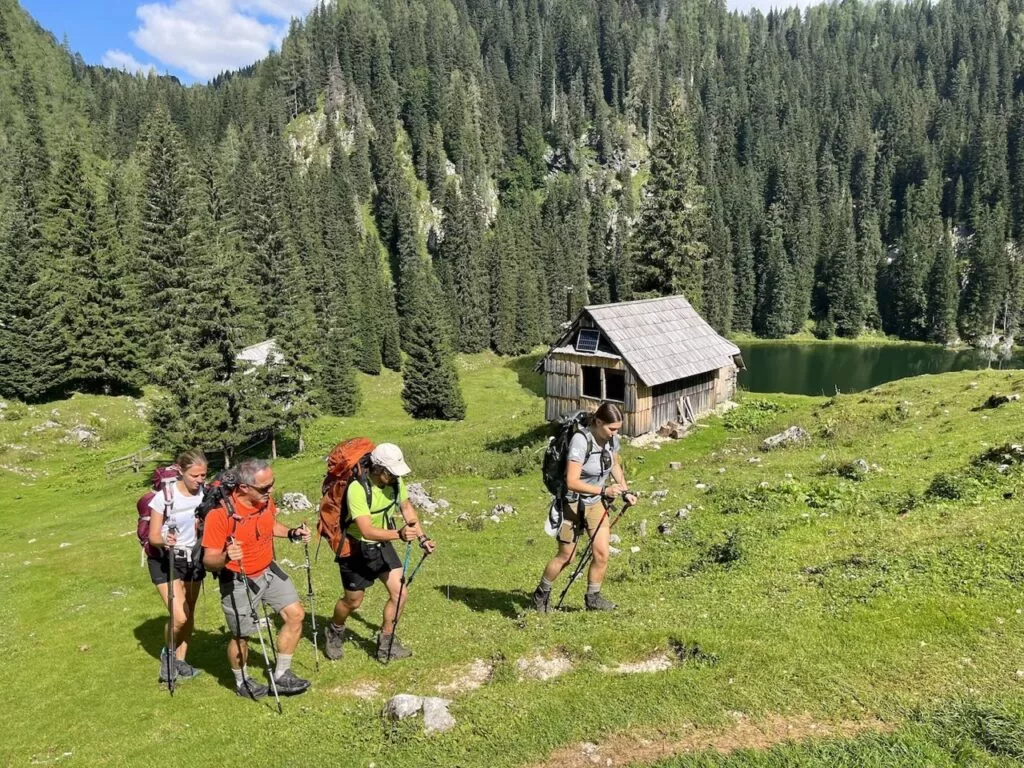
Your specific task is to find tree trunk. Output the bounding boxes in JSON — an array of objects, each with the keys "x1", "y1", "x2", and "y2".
[
  {"x1": 271, "y1": 433, "x2": 278, "y2": 461},
  {"x1": 298, "y1": 427, "x2": 305, "y2": 455}
]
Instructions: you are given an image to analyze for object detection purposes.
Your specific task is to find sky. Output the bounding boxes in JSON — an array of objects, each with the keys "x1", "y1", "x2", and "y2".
[{"x1": 19, "y1": 0, "x2": 815, "y2": 85}]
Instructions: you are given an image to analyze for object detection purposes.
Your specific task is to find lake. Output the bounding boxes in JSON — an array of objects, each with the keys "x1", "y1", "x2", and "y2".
[{"x1": 737, "y1": 342, "x2": 1024, "y2": 396}]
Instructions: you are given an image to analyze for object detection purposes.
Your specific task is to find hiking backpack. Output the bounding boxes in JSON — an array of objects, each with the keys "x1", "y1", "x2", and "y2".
[
  {"x1": 318, "y1": 437, "x2": 376, "y2": 558},
  {"x1": 135, "y1": 464, "x2": 181, "y2": 558},
  {"x1": 541, "y1": 411, "x2": 592, "y2": 499}
]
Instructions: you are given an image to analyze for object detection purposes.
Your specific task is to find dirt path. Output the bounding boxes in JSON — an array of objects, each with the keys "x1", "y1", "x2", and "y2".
[{"x1": 528, "y1": 712, "x2": 893, "y2": 768}]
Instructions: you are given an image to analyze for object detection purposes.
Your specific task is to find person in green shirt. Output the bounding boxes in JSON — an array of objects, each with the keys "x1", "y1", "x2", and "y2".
[{"x1": 324, "y1": 443, "x2": 435, "y2": 662}]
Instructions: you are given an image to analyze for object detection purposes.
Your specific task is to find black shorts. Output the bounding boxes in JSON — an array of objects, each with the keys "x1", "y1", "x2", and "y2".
[
  {"x1": 337, "y1": 540, "x2": 402, "y2": 592},
  {"x1": 147, "y1": 551, "x2": 206, "y2": 585}
]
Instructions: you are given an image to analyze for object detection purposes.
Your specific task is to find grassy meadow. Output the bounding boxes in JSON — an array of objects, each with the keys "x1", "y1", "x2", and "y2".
[{"x1": 2, "y1": 352, "x2": 1024, "y2": 767}]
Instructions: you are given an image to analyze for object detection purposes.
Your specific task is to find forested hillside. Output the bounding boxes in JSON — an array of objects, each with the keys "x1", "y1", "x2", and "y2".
[{"x1": 3, "y1": 0, "x2": 1024, "y2": 449}]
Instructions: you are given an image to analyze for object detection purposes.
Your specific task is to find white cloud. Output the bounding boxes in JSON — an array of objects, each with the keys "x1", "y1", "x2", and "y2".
[
  {"x1": 129, "y1": 0, "x2": 319, "y2": 81},
  {"x1": 102, "y1": 48, "x2": 157, "y2": 74}
]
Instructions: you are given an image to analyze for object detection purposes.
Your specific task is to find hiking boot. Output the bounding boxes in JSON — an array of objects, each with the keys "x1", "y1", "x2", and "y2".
[
  {"x1": 531, "y1": 587, "x2": 551, "y2": 613},
  {"x1": 376, "y1": 633, "x2": 413, "y2": 662},
  {"x1": 158, "y1": 648, "x2": 177, "y2": 683},
  {"x1": 175, "y1": 659, "x2": 201, "y2": 681},
  {"x1": 324, "y1": 623, "x2": 346, "y2": 661},
  {"x1": 584, "y1": 591, "x2": 617, "y2": 611},
  {"x1": 235, "y1": 677, "x2": 269, "y2": 700},
  {"x1": 269, "y1": 668, "x2": 311, "y2": 696}
]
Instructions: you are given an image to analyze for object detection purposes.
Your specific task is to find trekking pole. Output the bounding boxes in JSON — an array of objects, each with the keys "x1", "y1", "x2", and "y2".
[
  {"x1": 385, "y1": 541, "x2": 413, "y2": 665},
  {"x1": 405, "y1": 548, "x2": 431, "y2": 588},
  {"x1": 160, "y1": 476, "x2": 176, "y2": 695},
  {"x1": 555, "y1": 498, "x2": 632, "y2": 610},
  {"x1": 233, "y1": 538, "x2": 282, "y2": 715},
  {"x1": 303, "y1": 532, "x2": 319, "y2": 674}
]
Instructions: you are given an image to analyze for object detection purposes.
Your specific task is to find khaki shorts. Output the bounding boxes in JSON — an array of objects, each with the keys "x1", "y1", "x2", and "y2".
[
  {"x1": 557, "y1": 500, "x2": 608, "y2": 544},
  {"x1": 218, "y1": 561, "x2": 300, "y2": 638}
]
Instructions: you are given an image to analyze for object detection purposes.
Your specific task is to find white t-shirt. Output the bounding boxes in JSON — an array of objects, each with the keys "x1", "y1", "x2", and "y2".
[{"x1": 148, "y1": 484, "x2": 204, "y2": 550}]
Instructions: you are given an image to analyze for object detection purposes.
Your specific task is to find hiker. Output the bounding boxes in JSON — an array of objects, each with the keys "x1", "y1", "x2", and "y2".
[
  {"x1": 324, "y1": 443, "x2": 435, "y2": 663},
  {"x1": 533, "y1": 402, "x2": 637, "y2": 612},
  {"x1": 147, "y1": 449, "x2": 208, "y2": 684},
  {"x1": 201, "y1": 459, "x2": 312, "y2": 700}
]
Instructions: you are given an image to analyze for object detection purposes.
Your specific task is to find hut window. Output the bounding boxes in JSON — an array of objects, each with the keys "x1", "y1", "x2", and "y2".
[
  {"x1": 582, "y1": 366, "x2": 603, "y2": 399},
  {"x1": 581, "y1": 366, "x2": 625, "y2": 402},
  {"x1": 605, "y1": 369, "x2": 625, "y2": 402}
]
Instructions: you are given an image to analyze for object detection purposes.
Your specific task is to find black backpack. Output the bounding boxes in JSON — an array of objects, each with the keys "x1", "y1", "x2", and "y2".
[{"x1": 541, "y1": 411, "x2": 592, "y2": 498}]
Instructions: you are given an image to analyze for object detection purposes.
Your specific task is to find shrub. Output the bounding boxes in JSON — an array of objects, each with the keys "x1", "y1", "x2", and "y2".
[{"x1": 723, "y1": 399, "x2": 786, "y2": 433}]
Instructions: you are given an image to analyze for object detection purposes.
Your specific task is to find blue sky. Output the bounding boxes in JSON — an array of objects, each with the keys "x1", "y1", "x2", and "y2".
[{"x1": 19, "y1": 0, "x2": 813, "y2": 85}]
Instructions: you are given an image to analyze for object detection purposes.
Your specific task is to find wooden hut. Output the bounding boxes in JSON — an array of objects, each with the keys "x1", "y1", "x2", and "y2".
[{"x1": 537, "y1": 295, "x2": 742, "y2": 437}]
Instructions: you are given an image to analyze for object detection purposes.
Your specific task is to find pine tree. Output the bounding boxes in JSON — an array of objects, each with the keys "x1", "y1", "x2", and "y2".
[
  {"x1": 628, "y1": 97, "x2": 709, "y2": 307},
  {"x1": 400, "y1": 254, "x2": 465, "y2": 420},
  {"x1": 319, "y1": 309, "x2": 361, "y2": 417}
]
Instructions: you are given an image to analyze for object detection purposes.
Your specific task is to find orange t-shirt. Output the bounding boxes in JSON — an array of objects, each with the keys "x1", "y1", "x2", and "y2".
[{"x1": 202, "y1": 494, "x2": 277, "y2": 577}]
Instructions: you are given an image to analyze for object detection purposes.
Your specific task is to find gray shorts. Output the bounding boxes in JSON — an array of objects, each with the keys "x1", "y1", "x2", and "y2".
[{"x1": 218, "y1": 562, "x2": 300, "y2": 638}]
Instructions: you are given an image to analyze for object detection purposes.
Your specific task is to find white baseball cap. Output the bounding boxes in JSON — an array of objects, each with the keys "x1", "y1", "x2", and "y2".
[{"x1": 371, "y1": 443, "x2": 411, "y2": 477}]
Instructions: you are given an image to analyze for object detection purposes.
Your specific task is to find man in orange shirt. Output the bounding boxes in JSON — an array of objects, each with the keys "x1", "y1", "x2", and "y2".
[{"x1": 202, "y1": 459, "x2": 312, "y2": 700}]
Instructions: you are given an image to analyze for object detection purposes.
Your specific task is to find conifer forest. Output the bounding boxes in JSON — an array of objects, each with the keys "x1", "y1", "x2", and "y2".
[{"x1": 2, "y1": 0, "x2": 1024, "y2": 453}]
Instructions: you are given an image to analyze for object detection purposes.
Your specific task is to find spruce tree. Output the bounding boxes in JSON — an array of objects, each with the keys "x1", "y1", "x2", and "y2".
[
  {"x1": 754, "y1": 204, "x2": 792, "y2": 338},
  {"x1": 826, "y1": 194, "x2": 864, "y2": 338},
  {"x1": 439, "y1": 178, "x2": 489, "y2": 352},
  {"x1": 732, "y1": 213, "x2": 756, "y2": 334},
  {"x1": 926, "y1": 226, "x2": 959, "y2": 344},
  {"x1": 400, "y1": 257, "x2": 466, "y2": 420},
  {"x1": 137, "y1": 107, "x2": 196, "y2": 376},
  {"x1": 628, "y1": 96, "x2": 709, "y2": 307}
]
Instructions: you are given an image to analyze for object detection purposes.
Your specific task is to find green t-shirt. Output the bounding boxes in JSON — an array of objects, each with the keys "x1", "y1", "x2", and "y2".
[{"x1": 345, "y1": 476, "x2": 408, "y2": 542}]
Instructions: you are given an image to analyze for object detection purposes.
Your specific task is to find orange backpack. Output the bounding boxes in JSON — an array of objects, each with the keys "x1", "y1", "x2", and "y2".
[{"x1": 318, "y1": 438, "x2": 375, "y2": 558}]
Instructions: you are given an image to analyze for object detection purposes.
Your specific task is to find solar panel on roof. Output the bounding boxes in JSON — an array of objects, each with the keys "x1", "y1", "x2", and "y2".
[{"x1": 576, "y1": 329, "x2": 601, "y2": 354}]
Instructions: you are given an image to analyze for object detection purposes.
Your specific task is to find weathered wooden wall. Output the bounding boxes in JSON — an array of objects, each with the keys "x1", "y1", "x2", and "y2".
[
  {"x1": 544, "y1": 353, "x2": 734, "y2": 437},
  {"x1": 650, "y1": 371, "x2": 717, "y2": 433}
]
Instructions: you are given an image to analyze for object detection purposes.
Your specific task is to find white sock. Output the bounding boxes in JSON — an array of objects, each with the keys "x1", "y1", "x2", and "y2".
[
  {"x1": 586, "y1": 582, "x2": 601, "y2": 595},
  {"x1": 232, "y1": 668, "x2": 244, "y2": 686},
  {"x1": 275, "y1": 653, "x2": 293, "y2": 679}
]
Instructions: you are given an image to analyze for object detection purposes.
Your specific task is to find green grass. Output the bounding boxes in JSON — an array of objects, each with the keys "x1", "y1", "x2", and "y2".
[{"x1": 3, "y1": 357, "x2": 1024, "y2": 766}]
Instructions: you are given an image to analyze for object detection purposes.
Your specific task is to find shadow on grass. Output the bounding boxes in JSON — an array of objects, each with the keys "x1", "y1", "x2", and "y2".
[
  {"x1": 436, "y1": 585, "x2": 531, "y2": 618},
  {"x1": 503, "y1": 353, "x2": 546, "y2": 398},
  {"x1": 485, "y1": 422, "x2": 551, "y2": 453}
]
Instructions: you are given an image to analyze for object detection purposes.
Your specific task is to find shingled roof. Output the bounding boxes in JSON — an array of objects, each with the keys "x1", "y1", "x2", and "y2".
[{"x1": 546, "y1": 295, "x2": 740, "y2": 387}]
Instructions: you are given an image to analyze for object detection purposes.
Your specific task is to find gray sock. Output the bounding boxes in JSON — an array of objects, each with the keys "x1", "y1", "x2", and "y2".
[
  {"x1": 274, "y1": 653, "x2": 292, "y2": 679},
  {"x1": 586, "y1": 582, "x2": 601, "y2": 595},
  {"x1": 537, "y1": 577, "x2": 553, "y2": 593}
]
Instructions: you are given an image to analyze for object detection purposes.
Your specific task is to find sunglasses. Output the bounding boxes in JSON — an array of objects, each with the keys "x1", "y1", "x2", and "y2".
[{"x1": 244, "y1": 480, "x2": 275, "y2": 495}]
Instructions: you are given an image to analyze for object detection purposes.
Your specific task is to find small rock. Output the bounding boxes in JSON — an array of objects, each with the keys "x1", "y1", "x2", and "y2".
[
  {"x1": 748, "y1": 457, "x2": 761, "y2": 464},
  {"x1": 639, "y1": 519, "x2": 647, "y2": 538},
  {"x1": 609, "y1": 534, "x2": 621, "y2": 545},
  {"x1": 630, "y1": 546, "x2": 641, "y2": 553},
  {"x1": 384, "y1": 694, "x2": 423, "y2": 720},
  {"x1": 675, "y1": 508, "x2": 689, "y2": 519},
  {"x1": 489, "y1": 515, "x2": 501, "y2": 523},
  {"x1": 422, "y1": 697, "x2": 456, "y2": 734},
  {"x1": 657, "y1": 523, "x2": 672, "y2": 535},
  {"x1": 609, "y1": 546, "x2": 621, "y2": 556},
  {"x1": 78, "y1": 645, "x2": 89, "y2": 652},
  {"x1": 717, "y1": 467, "x2": 726, "y2": 474},
  {"x1": 280, "y1": 492, "x2": 313, "y2": 512},
  {"x1": 59, "y1": 542, "x2": 72, "y2": 549},
  {"x1": 761, "y1": 426, "x2": 810, "y2": 452},
  {"x1": 695, "y1": 483, "x2": 708, "y2": 490},
  {"x1": 669, "y1": 462, "x2": 682, "y2": 470},
  {"x1": 759, "y1": 481, "x2": 770, "y2": 488},
  {"x1": 407, "y1": 483, "x2": 440, "y2": 515}
]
